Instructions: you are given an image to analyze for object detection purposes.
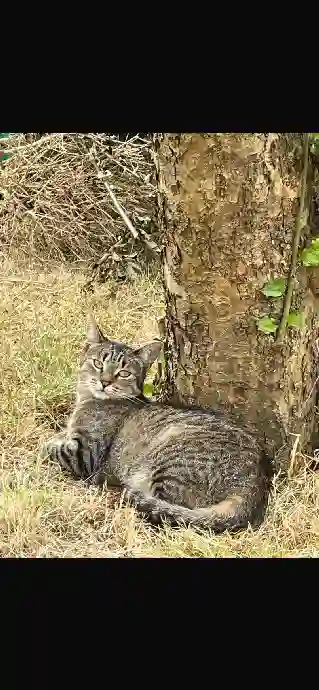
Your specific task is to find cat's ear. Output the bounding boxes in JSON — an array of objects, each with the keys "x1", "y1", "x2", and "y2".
[
  {"x1": 86, "y1": 313, "x2": 107, "y2": 344},
  {"x1": 135, "y1": 340, "x2": 163, "y2": 367}
]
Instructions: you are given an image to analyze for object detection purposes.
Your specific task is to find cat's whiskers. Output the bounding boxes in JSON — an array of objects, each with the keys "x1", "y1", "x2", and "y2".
[{"x1": 122, "y1": 394, "x2": 147, "y2": 405}]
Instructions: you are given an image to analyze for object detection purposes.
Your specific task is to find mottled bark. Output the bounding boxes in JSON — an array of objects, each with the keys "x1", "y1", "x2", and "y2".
[{"x1": 153, "y1": 133, "x2": 318, "y2": 467}]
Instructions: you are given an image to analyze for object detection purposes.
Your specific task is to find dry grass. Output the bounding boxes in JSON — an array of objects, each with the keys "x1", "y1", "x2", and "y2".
[
  {"x1": 0, "y1": 133, "x2": 158, "y2": 278},
  {"x1": 1, "y1": 259, "x2": 319, "y2": 558}
]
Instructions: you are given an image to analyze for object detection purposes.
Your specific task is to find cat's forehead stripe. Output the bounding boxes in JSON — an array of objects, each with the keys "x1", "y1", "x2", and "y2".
[{"x1": 103, "y1": 343, "x2": 127, "y2": 364}]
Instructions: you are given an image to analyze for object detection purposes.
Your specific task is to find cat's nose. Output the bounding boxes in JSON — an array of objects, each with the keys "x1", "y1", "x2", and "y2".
[{"x1": 101, "y1": 377, "x2": 113, "y2": 388}]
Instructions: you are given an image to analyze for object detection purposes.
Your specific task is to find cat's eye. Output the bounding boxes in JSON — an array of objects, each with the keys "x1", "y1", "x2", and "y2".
[
  {"x1": 118, "y1": 370, "x2": 131, "y2": 378},
  {"x1": 93, "y1": 358, "x2": 103, "y2": 370}
]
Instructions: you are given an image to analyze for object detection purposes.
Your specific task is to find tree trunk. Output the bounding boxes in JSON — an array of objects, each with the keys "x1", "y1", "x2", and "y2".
[{"x1": 153, "y1": 133, "x2": 318, "y2": 468}]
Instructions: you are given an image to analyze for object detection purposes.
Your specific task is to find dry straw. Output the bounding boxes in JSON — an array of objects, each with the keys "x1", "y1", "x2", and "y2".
[{"x1": 0, "y1": 133, "x2": 159, "y2": 279}]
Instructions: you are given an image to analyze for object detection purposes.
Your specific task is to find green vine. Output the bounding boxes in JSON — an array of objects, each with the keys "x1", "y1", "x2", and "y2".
[
  {"x1": 275, "y1": 133, "x2": 310, "y2": 343},
  {"x1": 0, "y1": 132, "x2": 12, "y2": 163}
]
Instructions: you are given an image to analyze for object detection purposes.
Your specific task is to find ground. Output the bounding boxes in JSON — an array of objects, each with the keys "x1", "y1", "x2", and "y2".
[{"x1": 1, "y1": 258, "x2": 319, "y2": 558}]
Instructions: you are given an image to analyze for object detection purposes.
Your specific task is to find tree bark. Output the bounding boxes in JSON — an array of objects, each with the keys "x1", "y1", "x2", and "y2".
[{"x1": 153, "y1": 133, "x2": 318, "y2": 468}]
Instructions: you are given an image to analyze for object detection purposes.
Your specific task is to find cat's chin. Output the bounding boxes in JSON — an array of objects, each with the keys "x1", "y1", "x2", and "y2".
[{"x1": 93, "y1": 390, "x2": 111, "y2": 400}]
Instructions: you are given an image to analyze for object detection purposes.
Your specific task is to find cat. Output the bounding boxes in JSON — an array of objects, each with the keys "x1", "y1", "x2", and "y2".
[{"x1": 45, "y1": 315, "x2": 271, "y2": 532}]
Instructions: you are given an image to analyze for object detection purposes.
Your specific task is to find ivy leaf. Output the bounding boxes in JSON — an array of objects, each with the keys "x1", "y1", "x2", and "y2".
[
  {"x1": 300, "y1": 245, "x2": 319, "y2": 266},
  {"x1": 287, "y1": 311, "x2": 304, "y2": 329},
  {"x1": 310, "y1": 136, "x2": 319, "y2": 154},
  {"x1": 143, "y1": 382, "x2": 154, "y2": 397},
  {"x1": 257, "y1": 317, "x2": 279, "y2": 334},
  {"x1": 261, "y1": 278, "x2": 286, "y2": 298},
  {"x1": 0, "y1": 133, "x2": 12, "y2": 139}
]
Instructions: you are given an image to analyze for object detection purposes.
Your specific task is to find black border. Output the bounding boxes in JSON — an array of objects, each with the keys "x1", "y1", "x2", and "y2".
[{"x1": 0, "y1": 556, "x2": 309, "y2": 670}]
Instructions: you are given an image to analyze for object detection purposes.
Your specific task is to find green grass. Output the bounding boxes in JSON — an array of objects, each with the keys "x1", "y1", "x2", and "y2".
[{"x1": 1, "y1": 258, "x2": 319, "y2": 557}]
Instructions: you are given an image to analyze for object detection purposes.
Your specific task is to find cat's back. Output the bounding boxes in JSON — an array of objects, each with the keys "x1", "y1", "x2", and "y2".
[
  {"x1": 110, "y1": 400, "x2": 265, "y2": 475},
  {"x1": 121, "y1": 400, "x2": 260, "y2": 447}
]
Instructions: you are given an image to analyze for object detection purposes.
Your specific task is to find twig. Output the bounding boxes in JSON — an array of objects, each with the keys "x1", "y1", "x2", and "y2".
[
  {"x1": 88, "y1": 150, "x2": 160, "y2": 254},
  {"x1": 288, "y1": 434, "x2": 301, "y2": 478},
  {"x1": 87, "y1": 152, "x2": 139, "y2": 240},
  {"x1": 102, "y1": 178, "x2": 160, "y2": 253},
  {"x1": 100, "y1": 177, "x2": 139, "y2": 240},
  {"x1": 101, "y1": 149, "x2": 140, "y2": 179},
  {"x1": 276, "y1": 133, "x2": 310, "y2": 343}
]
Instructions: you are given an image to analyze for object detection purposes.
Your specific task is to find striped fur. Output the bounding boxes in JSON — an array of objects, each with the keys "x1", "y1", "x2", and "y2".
[{"x1": 45, "y1": 315, "x2": 271, "y2": 532}]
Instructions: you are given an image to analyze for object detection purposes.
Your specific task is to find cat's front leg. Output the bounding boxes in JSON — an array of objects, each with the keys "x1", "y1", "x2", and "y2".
[
  {"x1": 45, "y1": 431, "x2": 67, "y2": 461},
  {"x1": 45, "y1": 431, "x2": 83, "y2": 478}
]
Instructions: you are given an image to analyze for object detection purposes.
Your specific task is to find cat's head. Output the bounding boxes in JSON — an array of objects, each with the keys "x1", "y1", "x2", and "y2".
[{"x1": 77, "y1": 314, "x2": 163, "y2": 402}]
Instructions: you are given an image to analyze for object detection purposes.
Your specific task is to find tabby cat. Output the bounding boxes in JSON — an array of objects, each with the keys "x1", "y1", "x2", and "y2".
[{"x1": 45, "y1": 315, "x2": 270, "y2": 532}]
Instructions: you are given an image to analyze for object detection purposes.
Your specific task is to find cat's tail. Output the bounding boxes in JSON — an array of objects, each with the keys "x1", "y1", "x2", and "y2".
[{"x1": 122, "y1": 485, "x2": 268, "y2": 533}]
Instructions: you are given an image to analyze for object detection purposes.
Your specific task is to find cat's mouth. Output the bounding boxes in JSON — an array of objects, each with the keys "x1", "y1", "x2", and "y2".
[
  {"x1": 94, "y1": 384, "x2": 120, "y2": 399},
  {"x1": 94, "y1": 384, "x2": 140, "y2": 402},
  {"x1": 87, "y1": 380, "x2": 140, "y2": 401}
]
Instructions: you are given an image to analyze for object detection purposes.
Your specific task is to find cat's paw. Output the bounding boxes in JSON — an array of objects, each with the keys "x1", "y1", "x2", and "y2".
[
  {"x1": 44, "y1": 433, "x2": 82, "y2": 477},
  {"x1": 44, "y1": 432, "x2": 67, "y2": 460}
]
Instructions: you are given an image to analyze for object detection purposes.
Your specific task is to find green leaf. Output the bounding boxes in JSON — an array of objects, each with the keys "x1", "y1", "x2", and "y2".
[
  {"x1": 310, "y1": 136, "x2": 319, "y2": 154},
  {"x1": 287, "y1": 311, "x2": 304, "y2": 329},
  {"x1": 300, "y1": 246, "x2": 319, "y2": 266},
  {"x1": 0, "y1": 133, "x2": 12, "y2": 139},
  {"x1": 261, "y1": 278, "x2": 286, "y2": 298},
  {"x1": 143, "y1": 382, "x2": 154, "y2": 397},
  {"x1": 257, "y1": 316, "x2": 279, "y2": 334}
]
